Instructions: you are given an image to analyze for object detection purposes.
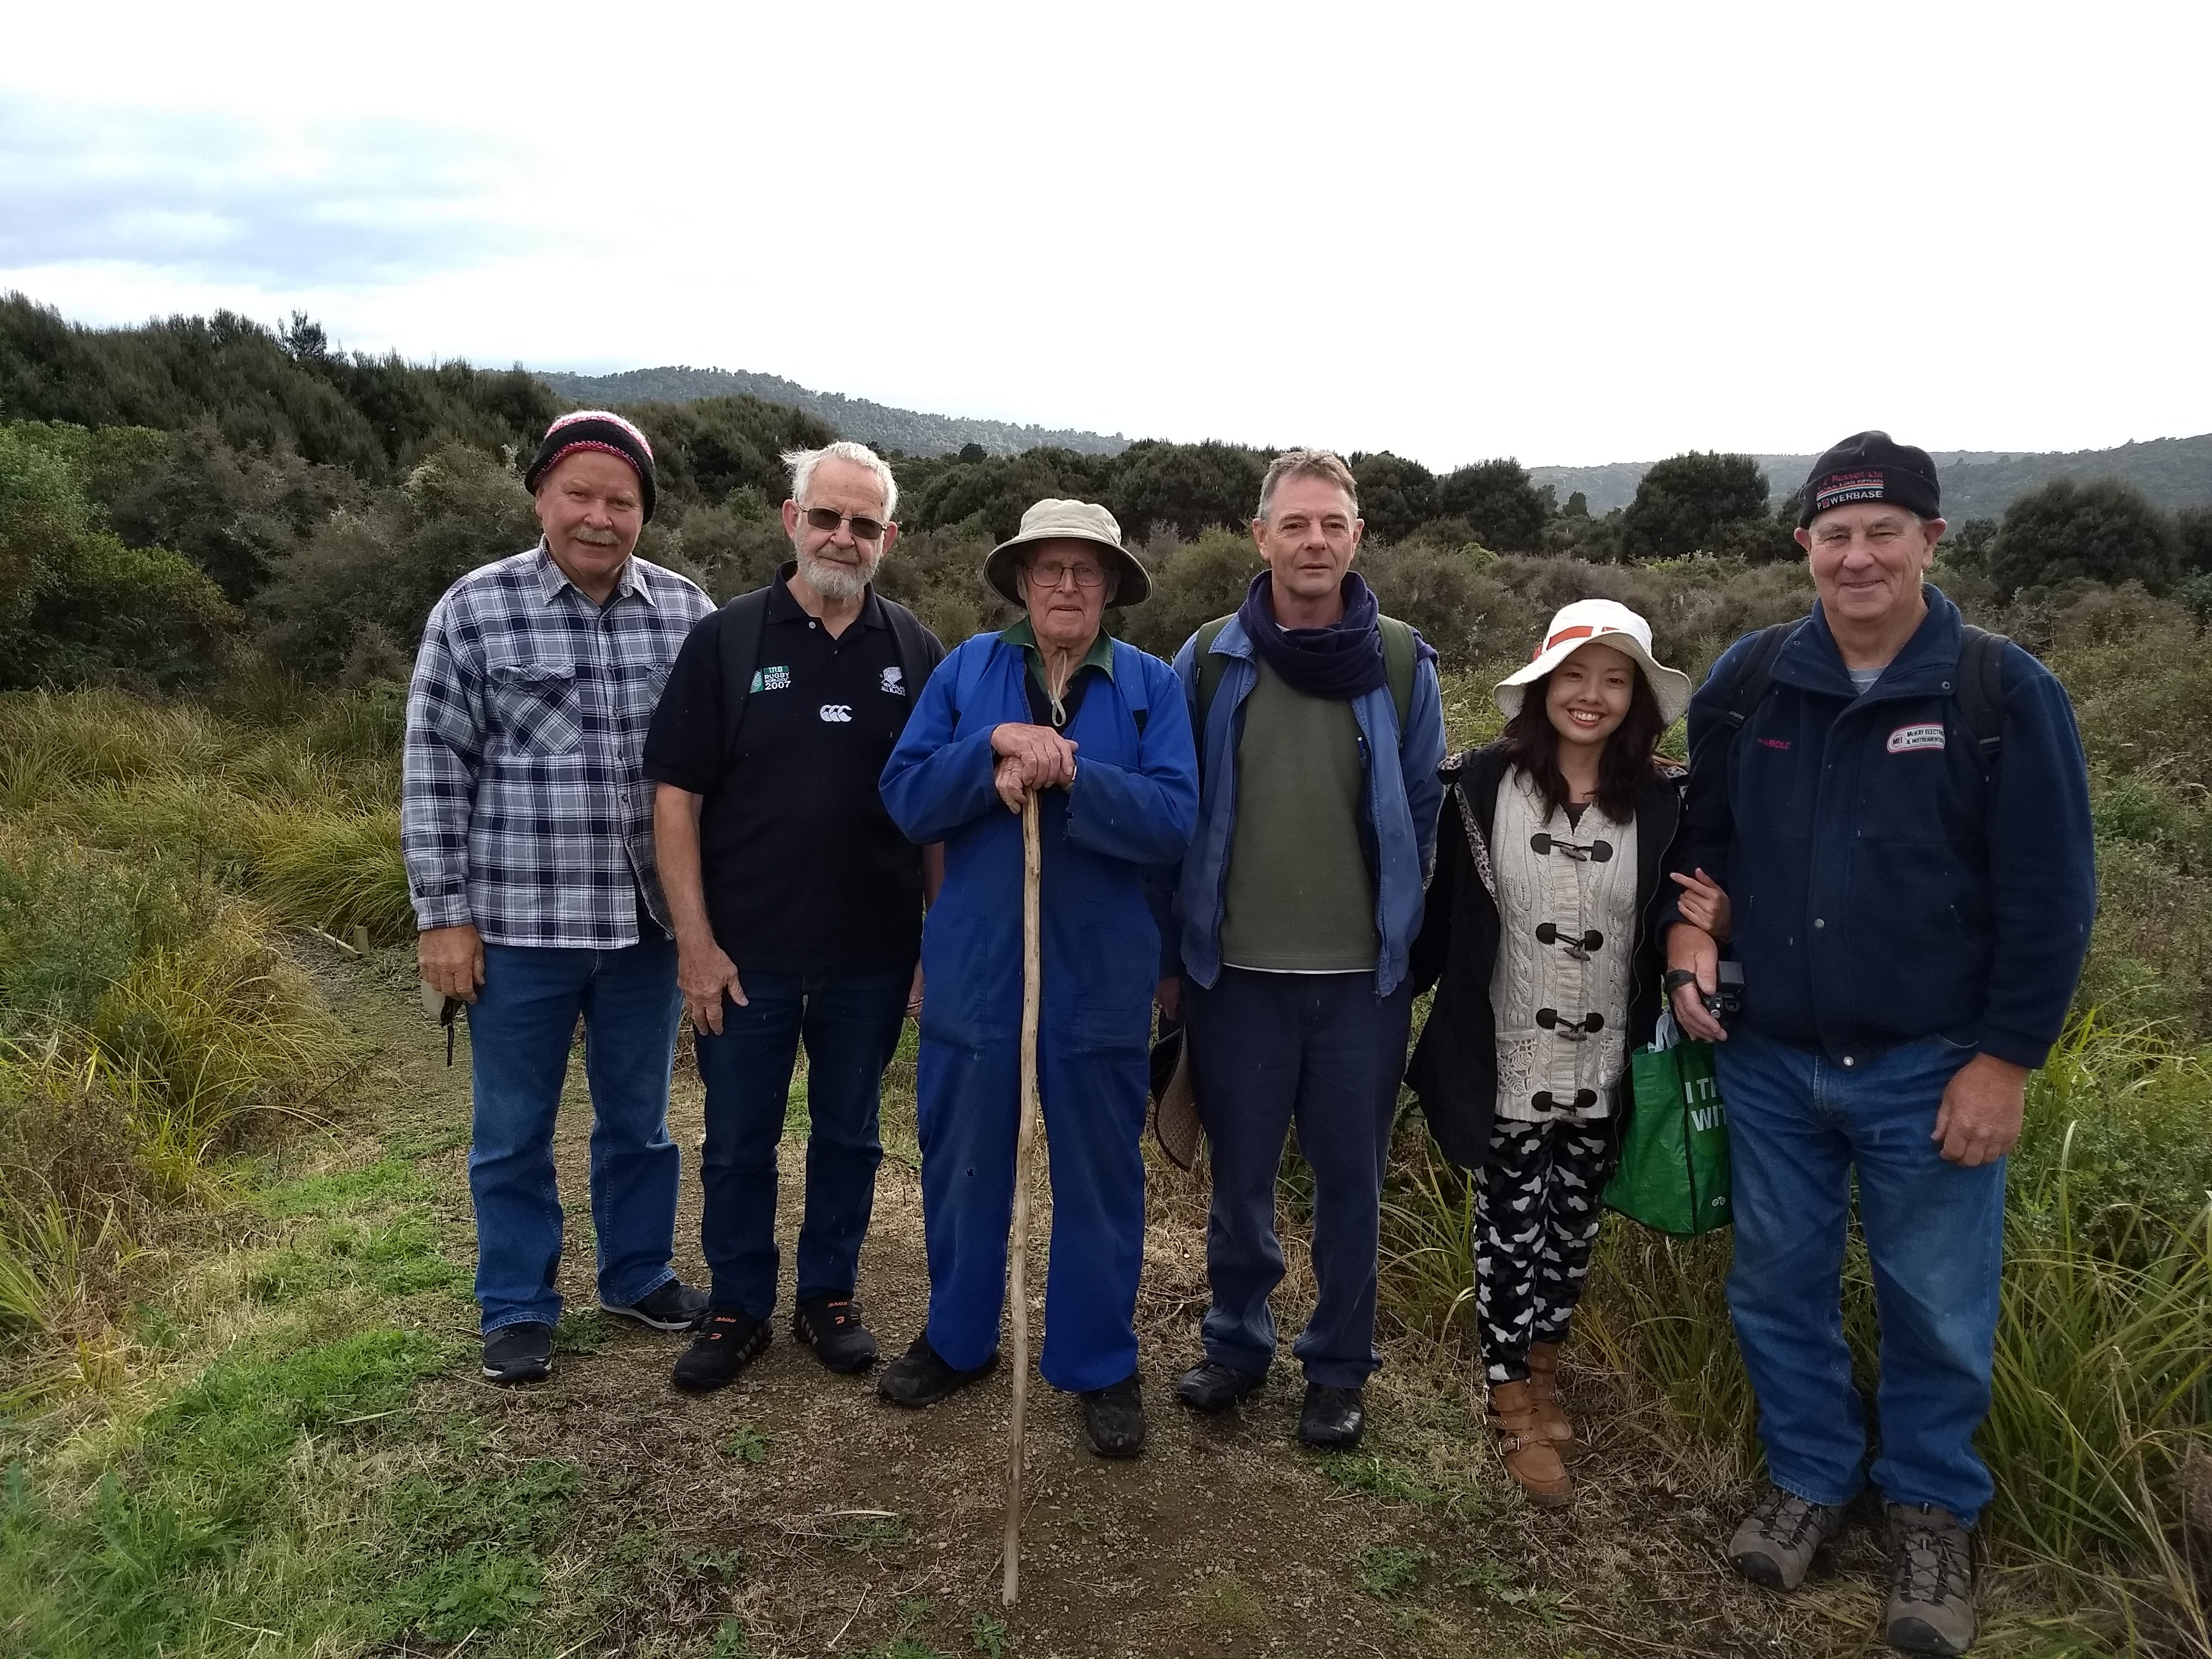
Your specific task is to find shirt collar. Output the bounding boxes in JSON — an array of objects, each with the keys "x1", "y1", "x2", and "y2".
[
  {"x1": 1000, "y1": 616, "x2": 1116, "y2": 680},
  {"x1": 770, "y1": 560, "x2": 885, "y2": 629},
  {"x1": 531, "y1": 538, "x2": 651, "y2": 606}
]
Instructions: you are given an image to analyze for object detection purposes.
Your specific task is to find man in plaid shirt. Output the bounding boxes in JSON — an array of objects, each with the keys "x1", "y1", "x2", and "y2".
[{"x1": 404, "y1": 410, "x2": 714, "y2": 1386}]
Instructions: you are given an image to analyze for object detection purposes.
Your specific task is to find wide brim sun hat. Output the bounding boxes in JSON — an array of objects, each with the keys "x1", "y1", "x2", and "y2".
[
  {"x1": 984, "y1": 498, "x2": 1153, "y2": 609},
  {"x1": 1148, "y1": 1025, "x2": 1203, "y2": 1172},
  {"x1": 1494, "y1": 599, "x2": 1693, "y2": 726}
]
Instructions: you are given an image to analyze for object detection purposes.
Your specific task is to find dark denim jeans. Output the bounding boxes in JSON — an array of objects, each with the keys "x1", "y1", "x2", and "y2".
[
  {"x1": 467, "y1": 938, "x2": 684, "y2": 1334},
  {"x1": 1717, "y1": 1024, "x2": 2005, "y2": 1524},
  {"x1": 1184, "y1": 967, "x2": 1414, "y2": 1389},
  {"x1": 693, "y1": 967, "x2": 909, "y2": 1318}
]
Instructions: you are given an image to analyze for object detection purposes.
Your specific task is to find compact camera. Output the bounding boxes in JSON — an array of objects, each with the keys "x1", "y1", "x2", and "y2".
[{"x1": 1702, "y1": 961, "x2": 1745, "y2": 1022}]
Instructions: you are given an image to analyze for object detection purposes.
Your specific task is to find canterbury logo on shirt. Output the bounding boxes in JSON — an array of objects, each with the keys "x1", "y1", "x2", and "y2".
[{"x1": 820, "y1": 704, "x2": 854, "y2": 723}]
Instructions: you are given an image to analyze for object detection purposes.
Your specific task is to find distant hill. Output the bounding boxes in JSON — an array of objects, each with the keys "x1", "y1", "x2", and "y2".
[
  {"x1": 1530, "y1": 435, "x2": 2212, "y2": 521},
  {"x1": 535, "y1": 365, "x2": 1129, "y2": 460}
]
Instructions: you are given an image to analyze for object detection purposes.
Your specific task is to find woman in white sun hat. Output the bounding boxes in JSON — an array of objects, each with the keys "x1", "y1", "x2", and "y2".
[{"x1": 1406, "y1": 599, "x2": 1726, "y2": 1505}]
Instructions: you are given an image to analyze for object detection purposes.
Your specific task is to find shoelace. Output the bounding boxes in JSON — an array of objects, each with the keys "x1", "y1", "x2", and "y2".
[
  {"x1": 1894, "y1": 1522, "x2": 1970, "y2": 1604},
  {"x1": 1752, "y1": 1491, "x2": 1830, "y2": 1550}
]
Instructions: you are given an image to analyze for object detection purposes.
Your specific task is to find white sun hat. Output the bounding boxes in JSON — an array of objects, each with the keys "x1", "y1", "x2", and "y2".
[{"x1": 1493, "y1": 599, "x2": 1693, "y2": 726}]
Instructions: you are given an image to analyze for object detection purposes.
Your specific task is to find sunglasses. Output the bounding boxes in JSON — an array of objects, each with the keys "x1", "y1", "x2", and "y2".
[{"x1": 803, "y1": 507, "x2": 889, "y2": 542}]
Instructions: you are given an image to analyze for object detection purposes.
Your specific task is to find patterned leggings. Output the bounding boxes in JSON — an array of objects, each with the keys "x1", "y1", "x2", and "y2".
[{"x1": 1474, "y1": 1119, "x2": 1613, "y2": 1384}]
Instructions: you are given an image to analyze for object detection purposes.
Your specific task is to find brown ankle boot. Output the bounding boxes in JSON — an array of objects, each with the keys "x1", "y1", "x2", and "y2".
[
  {"x1": 1488, "y1": 1381, "x2": 1572, "y2": 1506},
  {"x1": 1525, "y1": 1341, "x2": 1577, "y2": 1452}
]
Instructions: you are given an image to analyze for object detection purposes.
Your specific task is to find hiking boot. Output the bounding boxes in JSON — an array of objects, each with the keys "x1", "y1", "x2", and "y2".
[
  {"x1": 1885, "y1": 1504, "x2": 1976, "y2": 1656},
  {"x1": 481, "y1": 1322, "x2": 554, "y2": 1386},
  {"x1": 792, "y1": 1296, "x2": 879, "y2": 1374},
  {"x1": 1729, "y1": 1486, "x2": 1848, "y2": 1591},
  {"x1": 1525, "y1": 1340, "x2": 1577, "y2": 1452},
  {"x1": 1298, "y1": 1383, "x2": 1365, "y2": 1449},
  {"x1": 670, "y1": 1308, "x2": 770, "y2": 1393},
  {"x1": 602, "y1": 1277, "x2": 709, "y2": 1333},
  {"x1": 1488, "y1": 1380, "x2": 1573, "y2": 1506},
  {"x1": 877, "y1": 1333, "x2": 997, "y2": 1408},
  {"x1": 1175, "y1": 1359, "x2": 1265, "y2": 1414},
  {"x1": 1081, "y1": 1373, "x2": 1146, "y2": 1458}
]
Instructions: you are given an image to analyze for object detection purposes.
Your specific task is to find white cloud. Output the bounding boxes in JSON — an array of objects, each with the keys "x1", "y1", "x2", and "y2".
[{"x1": 2, "y1": 0, "x2": 2206, "y2": 466}]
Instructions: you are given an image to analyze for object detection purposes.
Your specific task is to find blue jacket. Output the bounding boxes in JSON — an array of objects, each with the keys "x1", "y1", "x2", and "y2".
[
  {"x1": 1170, "y1": 615, "x2": 1447, "y2": 997},
  {"x1": 880, "y1": 631, "x2": 1199, "y2": 1051},
  {"x1": 1667, "y1": 586, "x2": 2095, "y2": 1070}
]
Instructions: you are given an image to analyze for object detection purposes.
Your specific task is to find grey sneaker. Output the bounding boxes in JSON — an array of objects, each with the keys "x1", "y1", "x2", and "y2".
[
  {"x1": 1728, "y1": 1486, "x2": 1847, "y2": 1590},
  {"x1": 1885, "y1": 1504, "x2": 1976, "y2": 1656}
]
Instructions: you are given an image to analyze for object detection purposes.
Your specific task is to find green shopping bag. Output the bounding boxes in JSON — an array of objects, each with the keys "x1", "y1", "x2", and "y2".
[{"x1": 1602, "y1": 1013, "x2": 1733, "y2": 1235}]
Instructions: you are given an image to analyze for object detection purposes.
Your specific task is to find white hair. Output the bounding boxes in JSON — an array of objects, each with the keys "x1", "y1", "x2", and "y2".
[{"x1": 782, "y1": 441, "x2": 898, "y2": 521}]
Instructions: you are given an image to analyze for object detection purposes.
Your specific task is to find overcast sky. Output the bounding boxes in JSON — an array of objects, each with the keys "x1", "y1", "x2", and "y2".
[{"x1": 4, "y1": 1, "x2": 2205, "y2": 469}]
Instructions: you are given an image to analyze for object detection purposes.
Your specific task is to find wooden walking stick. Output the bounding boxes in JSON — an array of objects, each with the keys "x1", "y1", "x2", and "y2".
[{"x1": 1002, "y1": 788, "x2": 1043, "y2": 1606}]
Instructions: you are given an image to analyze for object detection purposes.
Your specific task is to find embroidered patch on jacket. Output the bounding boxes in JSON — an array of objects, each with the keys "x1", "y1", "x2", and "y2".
[
  {"x1": 880, "y1": 665, "x2": 905, "y2": 696},
  {"x1": 1887, "y1": 723, "x2": 1946, "y2": 754},
  {"x1": 1815, "y1": 470, "x2": 1887, "y2": 513},
  {"x1": 1758, "y1": 737, "x2": 1791, "y2": 749},
  {"x1": 751, "y1": 664, "x2": 792, "y2": 693}
]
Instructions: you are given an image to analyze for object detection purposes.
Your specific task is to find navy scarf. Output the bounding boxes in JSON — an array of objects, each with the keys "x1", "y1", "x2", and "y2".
[{"x1": 1238, "y1": 571, "x2": 1389, "y2": 701}]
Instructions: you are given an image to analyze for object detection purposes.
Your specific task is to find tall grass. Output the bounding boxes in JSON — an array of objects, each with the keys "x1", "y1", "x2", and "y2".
[
  {"x1": 1381, "y1": 1018, "x2": 2212, "y2": 1649},
  {"x1": 0, "y1": 685, "x2": 390, "y2": 1400}
]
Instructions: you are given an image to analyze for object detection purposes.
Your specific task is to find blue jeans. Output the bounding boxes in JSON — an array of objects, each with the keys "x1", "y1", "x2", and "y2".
[
  {"x1": 1184, "y1": 968, "x2": 1414, "y2": 1390},
  {"x1": 1718, "y1": 1025, "x2": 2005, "y2": 1524},
  {"x1": 466, "y1": 939, "x2": 684, "y2": 1333},
  {"x1": 693, "y1": 967, "x2": 909, "y2": 1318}
]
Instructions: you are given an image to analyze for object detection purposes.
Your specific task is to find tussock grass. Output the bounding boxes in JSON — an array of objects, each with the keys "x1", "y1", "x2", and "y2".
[{"x1": 1381, "y1": 1015, "x2": 2212, "y2": 1649}]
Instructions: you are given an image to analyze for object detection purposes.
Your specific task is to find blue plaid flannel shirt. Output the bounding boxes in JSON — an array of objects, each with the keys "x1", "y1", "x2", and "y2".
[{"x1": 402, "y1": 542, "x2": 713, "y2": 948}]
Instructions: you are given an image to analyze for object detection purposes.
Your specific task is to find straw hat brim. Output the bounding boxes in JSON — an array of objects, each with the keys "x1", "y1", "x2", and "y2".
[
  {"x1": 984, "y1": 531, "x2": 1153, "y2": 609},
  {"x1": 1148, "y1": 1028, "x2": 1203, "y2": 1172},
  {"x1": 1494, "y1": 633, "x2": 1692, "y2": 726}
]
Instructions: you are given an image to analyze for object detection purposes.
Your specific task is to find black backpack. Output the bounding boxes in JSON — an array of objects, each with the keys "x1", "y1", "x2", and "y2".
[
  {"x1": 712, "y1": 584, "x2": 940, "y2": 739},
  {"x1": 1707, "y1": 619, "x2": 2008, "y2": 770}
]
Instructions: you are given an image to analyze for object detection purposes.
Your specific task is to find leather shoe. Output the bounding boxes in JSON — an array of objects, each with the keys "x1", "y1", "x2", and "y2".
[
  {"x1": 1175, "y1": 1359, "x2": 1265, "y2": 1414},
  {"x1": 1081, "y1": 1373, "x2": 1146, "y2": 1458},
  {"x1": 1299, "y1": 1382, "x2": 1365, "y2": 1449}
]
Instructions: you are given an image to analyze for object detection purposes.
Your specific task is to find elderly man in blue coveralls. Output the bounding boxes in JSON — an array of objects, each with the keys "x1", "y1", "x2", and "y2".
[{"x1": 877, "y1": 499, "x2": 1199, "y2": 1458}]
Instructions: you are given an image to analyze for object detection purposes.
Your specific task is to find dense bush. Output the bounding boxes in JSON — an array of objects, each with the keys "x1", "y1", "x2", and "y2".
[
  {"x1": 1988, "y1": 476, "x2": 2182, "y2": 599},
  {"x1": 1434, "y1": 458, "x2": 1550, "y2": 552},
  {"x1": 0, "y1": 424, "x2": 233, "y2": 690},
  {"x1": 1622, "y1": 450, "x2": 1774, "y2": 561}
]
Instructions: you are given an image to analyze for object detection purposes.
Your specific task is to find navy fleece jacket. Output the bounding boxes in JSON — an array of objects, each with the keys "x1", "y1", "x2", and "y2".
[{"x1": 1665, "y1": 586, "x2": 2095, "y2": 1070}]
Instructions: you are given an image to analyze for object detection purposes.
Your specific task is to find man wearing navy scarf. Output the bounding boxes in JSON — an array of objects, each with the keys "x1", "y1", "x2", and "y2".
[{"x1": 1163, "y1": 448, "x2": 1446, "y2": 1448}]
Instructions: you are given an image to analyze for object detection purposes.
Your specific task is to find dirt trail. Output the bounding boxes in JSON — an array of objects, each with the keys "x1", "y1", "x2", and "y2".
[{"x1": 368, "y1": 965, "x2": 1897, "y2": 1659}]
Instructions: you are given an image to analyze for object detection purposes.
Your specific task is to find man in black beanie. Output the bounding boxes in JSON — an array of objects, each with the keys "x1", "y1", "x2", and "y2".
[
  {"x1": 1661, "y1": 432, "x2": 2096, "y2": 1656},
  {"x1": 405, "y1": 408, "x2": 714, "y2": 1387}
]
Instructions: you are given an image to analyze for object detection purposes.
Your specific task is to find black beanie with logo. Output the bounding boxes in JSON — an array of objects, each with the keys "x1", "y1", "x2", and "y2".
[{"x1": 1797, "y1": 431, "x2": 1942, "y2": 528}]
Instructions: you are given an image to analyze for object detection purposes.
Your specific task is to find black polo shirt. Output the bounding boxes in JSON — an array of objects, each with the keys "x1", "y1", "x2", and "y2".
[{"x1": 643, "y1": 568, "x2": 938, "y2": 974}]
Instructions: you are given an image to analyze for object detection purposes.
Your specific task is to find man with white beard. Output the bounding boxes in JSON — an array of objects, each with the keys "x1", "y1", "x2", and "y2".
[{"x1": 644, "y1": 441, "x2": 946, "y2": 1392}]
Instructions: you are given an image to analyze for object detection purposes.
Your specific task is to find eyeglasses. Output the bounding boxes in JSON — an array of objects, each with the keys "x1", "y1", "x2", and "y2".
[
  {"x1": 1028, "y1": 560, "x2": 1105, "y2": 590},
  {"x1": 803, "y1": 507, "x2": 888, "y2": 543}
]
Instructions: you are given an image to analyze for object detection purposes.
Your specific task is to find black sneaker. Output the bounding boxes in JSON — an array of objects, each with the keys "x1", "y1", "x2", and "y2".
[
  {"x1": 1081, "y1": 1373, "x2": 1146, "y2": 1458},
  {"x1": 670, "y1": 1308, "x2": 771, "y2": 1393},
  {"x1": 877, "y1": 1333, "x2": 997, "y2": 1408},
  {"x1": 793, "y1": 1296, "x2": 880, "y2": 1374},
  {"x1": 602, "y1": 1278, "x2": 708, "y2": 1332},
  {"x1": 482, "y1": 1322, "x2": 554, "y2": 1386},
  {"x1": 1299, "y1": 1383, "x2": 1366, "y2": 1449},
  {"x1": 1175, "y1": 1359, "x2": 1265, "y2": 1414}
]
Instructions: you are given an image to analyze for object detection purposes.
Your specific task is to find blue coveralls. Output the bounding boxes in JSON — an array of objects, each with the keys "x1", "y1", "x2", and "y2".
[{"x1": 879, "y1": 630, "x2": 1199, "y2": 1392}]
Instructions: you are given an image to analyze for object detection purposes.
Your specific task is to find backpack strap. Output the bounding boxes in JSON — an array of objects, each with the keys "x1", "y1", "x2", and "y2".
[
  {"x1": 1955, "y1": 624, "x2": 2007, "y2": 767},
  {"x1": 1193, "y1": 617, "x2": 1233, "y2": 732},
  {"x1": 1688, "y1": 619, "x2": 1797, "y2": 774},
  {"x1": 1379, "y1": 615, "x2": 1417, "y2": 735},
  {"x1": 713, "y1": 588, "x2": 775, "y2": 743},
  {"x1": 1111, "y1": 639, "x2": 1152, "y2": 735}
]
